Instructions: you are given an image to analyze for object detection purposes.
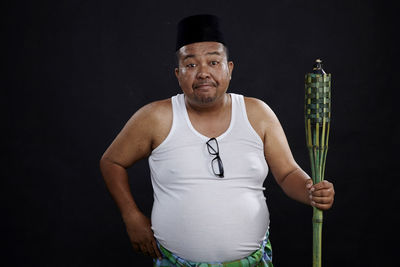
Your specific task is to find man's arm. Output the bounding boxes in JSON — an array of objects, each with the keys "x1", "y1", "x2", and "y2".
[
  {"x1": 245, "y1": 97, "x2": 334, "y2": 210},
  {"x1": 99, "y1": 100, "x2": 172, "y2": 259}
]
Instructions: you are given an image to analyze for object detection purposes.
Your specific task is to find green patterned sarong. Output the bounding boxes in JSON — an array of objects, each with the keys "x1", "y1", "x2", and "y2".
[{"x1": 153, "y1": 232, "x2": 273, "y2": 267}]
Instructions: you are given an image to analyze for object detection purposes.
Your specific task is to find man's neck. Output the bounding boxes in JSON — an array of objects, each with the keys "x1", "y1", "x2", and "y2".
[
  {"x1": 185, "y1": 93, "x2": 232, "y2": 138},
  {"x1": 185, "y1": 93, "x2": 230, "y2": 116}
]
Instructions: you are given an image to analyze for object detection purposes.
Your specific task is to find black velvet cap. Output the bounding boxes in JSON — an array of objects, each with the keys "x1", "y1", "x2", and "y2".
[{"x1": 176, "y1": 14, "x2": 226, "y2": 51}]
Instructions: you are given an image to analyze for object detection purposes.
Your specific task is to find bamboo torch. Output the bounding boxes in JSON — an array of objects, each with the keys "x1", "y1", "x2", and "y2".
[{"x1": 304, "y1": 59, "x2": 331, "y2": 267}]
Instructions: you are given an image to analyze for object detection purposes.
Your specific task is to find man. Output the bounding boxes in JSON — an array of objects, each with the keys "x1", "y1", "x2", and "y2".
[{"x1": 100, "y1": 14, "x2": 334, "y2": 266}]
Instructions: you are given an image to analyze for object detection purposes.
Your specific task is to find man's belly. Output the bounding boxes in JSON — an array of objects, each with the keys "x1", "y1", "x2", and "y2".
[{"x1": 151, "y1": 184, "x2": 269, "y2": 262}]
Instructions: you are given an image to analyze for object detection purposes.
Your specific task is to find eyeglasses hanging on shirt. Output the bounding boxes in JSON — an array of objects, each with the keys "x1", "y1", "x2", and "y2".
[{"x1": 206, "y1": 138, "x2": 224, "y2": 178}]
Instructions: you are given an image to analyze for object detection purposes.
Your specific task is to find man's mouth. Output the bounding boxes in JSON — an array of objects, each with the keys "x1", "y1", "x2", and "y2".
[{"x1": 193, "y1": 82, "x2": 217, "y2": 89}]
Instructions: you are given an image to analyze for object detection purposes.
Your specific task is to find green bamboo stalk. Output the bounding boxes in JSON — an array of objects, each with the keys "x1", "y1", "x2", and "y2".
[{"x1": 305, "y1": 59, "x2": 331, "y2": 267}]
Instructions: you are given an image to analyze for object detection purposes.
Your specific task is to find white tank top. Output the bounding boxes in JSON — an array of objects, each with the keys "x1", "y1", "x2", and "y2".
[{"x1": 149, "y1": 93, "x2": 270, "y2": 262}]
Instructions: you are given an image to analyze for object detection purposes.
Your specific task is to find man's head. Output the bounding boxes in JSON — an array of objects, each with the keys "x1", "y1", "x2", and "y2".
[{"x1": 174, "y1": 15, "x2": 234, "y2": 106}]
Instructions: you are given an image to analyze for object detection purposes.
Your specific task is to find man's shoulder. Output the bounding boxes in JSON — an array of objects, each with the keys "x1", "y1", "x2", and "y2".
[
  {"x1": 242, "y1": 96, "x2": 280, "y2": 127},
  {"x1": 123, "y1": 98, "x2": 173, "y2": 149},
  {"x1": 243, "y1": 96, "x2": 273, "y2": 117},
  {"x1": 141, "y1": 98, "x2": 173, "y2": 149},
  {"x1": 125, "y1": 98, "x2": 172, "y2": 133},
  {"x1": 146, "y1": 98, "x2": 172, "y2": 111},
  {"x1": 243, "y1": 96, "x2": 266, "y2": 106},
  {"x1": 137, "y1": 98, "x2": 172, "y2": 120}
]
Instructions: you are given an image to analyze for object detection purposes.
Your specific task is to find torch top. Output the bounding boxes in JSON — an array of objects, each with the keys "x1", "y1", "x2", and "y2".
[{"x1": 312, "y1": 58, "x2": 326, "y2": 75}]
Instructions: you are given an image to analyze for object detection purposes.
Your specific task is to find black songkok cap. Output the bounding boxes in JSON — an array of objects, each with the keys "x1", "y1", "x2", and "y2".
[{"x1": 176, "y1": 14, "x2": 225, "y2": 51}]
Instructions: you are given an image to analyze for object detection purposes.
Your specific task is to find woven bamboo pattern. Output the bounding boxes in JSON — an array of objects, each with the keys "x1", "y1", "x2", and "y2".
[{"x1": 304, "y1": 71, "x2": 331, "y2": 267}]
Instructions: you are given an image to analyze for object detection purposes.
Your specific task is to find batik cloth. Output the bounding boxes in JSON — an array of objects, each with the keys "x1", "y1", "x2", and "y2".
[{"x1": 153, "y1": 232, "x2": 273, "y2": 267}]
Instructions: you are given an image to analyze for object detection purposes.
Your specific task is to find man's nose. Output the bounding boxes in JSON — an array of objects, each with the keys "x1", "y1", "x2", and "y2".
[{"x1": 196, "y1": 63, "x2": 211, "y2": 79}]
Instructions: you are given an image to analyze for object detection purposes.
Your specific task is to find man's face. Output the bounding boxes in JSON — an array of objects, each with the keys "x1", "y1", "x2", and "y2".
[{"x1": 175, "y1": 42, "x2": 234, "y2": 106}]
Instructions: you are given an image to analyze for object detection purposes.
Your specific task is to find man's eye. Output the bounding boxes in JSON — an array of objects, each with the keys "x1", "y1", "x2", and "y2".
[
  {"x1": 210, "y1": 61, "x2": 219, "y2": 66},
  {"x1": 186, "y1": 63, "x2": 196, "y2": 68}
]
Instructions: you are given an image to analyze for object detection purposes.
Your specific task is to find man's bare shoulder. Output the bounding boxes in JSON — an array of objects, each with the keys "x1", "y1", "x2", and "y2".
[
  {"x1": 102, "y1": 98, "x2": 172, "y2": 166},
  {"x1": 243, "y1": 96, "x2": 281, "y2": 141},
  {"x1": 137, "y1": 98, "x2": 172, "y2": 122},
  {"x1": 130, "y1": 98, "x2": 172, "y2": 150},
  {"x1": 243, "y1": 96, "x2": 276, "y2": 121},
  {"x1": 128, "y1": 98, "x2": 172, "y2": 134}
]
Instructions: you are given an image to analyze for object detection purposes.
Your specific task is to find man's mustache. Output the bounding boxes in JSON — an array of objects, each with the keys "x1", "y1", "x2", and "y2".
[{"x1": 193, "y1": 81, "x2": 218, "y2": 89}]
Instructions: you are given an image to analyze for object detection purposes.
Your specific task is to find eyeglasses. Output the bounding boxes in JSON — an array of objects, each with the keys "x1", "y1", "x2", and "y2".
[{"x1": 206, "y1": 138, "x2": 224, "y2": 178}]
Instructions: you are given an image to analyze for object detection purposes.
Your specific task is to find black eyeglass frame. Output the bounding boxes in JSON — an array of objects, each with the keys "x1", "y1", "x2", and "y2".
[{"x1": 206, "y1": 137, "x2": 224, "y2": 178}]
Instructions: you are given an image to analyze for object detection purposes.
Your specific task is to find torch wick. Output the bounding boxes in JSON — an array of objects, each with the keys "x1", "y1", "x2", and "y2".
[{"x1": 313, "y1": 59, "x2": 326, "y2": 74}]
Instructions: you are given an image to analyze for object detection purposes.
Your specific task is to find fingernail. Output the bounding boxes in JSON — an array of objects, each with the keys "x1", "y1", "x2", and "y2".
[{"x1": 311, "y1": 201, "x2": 316, "y2": 206}]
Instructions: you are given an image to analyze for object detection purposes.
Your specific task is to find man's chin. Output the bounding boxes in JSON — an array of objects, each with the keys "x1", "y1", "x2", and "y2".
[{"x1": 193, "y1": 93, "x2": 217, "y2": 104}]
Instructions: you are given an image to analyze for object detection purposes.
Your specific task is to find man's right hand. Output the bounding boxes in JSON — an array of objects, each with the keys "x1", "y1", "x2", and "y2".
[
  {"x1": 123, "y1": 211, "x2": 162, "y2": 260},
  {"x1": 100, "y1": 100, "x2": 172, "y2": 260}
]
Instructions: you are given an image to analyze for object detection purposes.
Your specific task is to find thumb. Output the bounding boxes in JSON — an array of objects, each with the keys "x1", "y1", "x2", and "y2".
[{"x1": 305, "y1": 179, "x2": 313, "y2": 190}]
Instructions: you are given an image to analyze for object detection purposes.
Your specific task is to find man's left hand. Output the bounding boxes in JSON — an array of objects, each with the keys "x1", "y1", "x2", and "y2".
[{"x1": 306, "y1": 180, "x2": 335, "y2": 210}]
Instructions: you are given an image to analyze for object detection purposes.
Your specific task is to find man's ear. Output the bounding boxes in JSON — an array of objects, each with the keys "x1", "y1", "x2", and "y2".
[
  {"x1": 228, "y1": 61, "x2": 234, "y2": 79},
  {"x1": 175, "y1": 68, "x2": 181, "y2": 85}
]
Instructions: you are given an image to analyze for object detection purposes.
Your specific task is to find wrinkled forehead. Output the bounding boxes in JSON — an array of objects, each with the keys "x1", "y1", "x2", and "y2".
[{"x1": 178, "y1": 41, "x2": 226, "y2": 59}]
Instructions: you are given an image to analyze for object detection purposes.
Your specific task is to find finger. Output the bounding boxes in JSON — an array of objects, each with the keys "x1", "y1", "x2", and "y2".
[
  {"x1": 312, "y1": 180, "x2": 332, "y2": 191},
  {"x1": 312, "y1": 188, "x2": 333, "y2": 198},
  {"x1": 151, "y1": 239, "x2": 163, "y2": 259},
  {"x1": 132, "y1": 243, "x2": 140, "y2": 253},
  {"x1": 312, "y1": 201, "x2": 333, "y2": 211},
  {"x1": 311, "y1": 195, "x2": 332, "y2": 204},
  {"x1": 146, "y1": 242, "x2": 157, "y2": 259},
  {"x1": 140, "y1": 244, "x2": 149, "y2": 256},
  {"x1": 305, "y1": 179, "x2": 313, "y2": 190}
]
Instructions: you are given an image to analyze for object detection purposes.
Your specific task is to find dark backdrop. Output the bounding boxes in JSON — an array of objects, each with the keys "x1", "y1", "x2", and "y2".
[{"x1": 4, "y1": 0, "x2": 397, "y2": 266}]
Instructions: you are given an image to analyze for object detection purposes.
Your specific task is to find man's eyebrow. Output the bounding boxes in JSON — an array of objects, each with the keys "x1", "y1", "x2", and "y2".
[
  {"x1": 183, "y1": 51, "x2": 222, "y2": 61},
  {"x1": 206, "y1": 51, "x2": 221, "y2": 56},
  {"x1": 183, "y1": 54, "x2": 195, "y2": 61}
]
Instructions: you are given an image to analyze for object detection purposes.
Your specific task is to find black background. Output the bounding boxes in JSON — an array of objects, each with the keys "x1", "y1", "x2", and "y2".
[{"x1": 3, "y1": 0, "x2": 397, "y2": 266}]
